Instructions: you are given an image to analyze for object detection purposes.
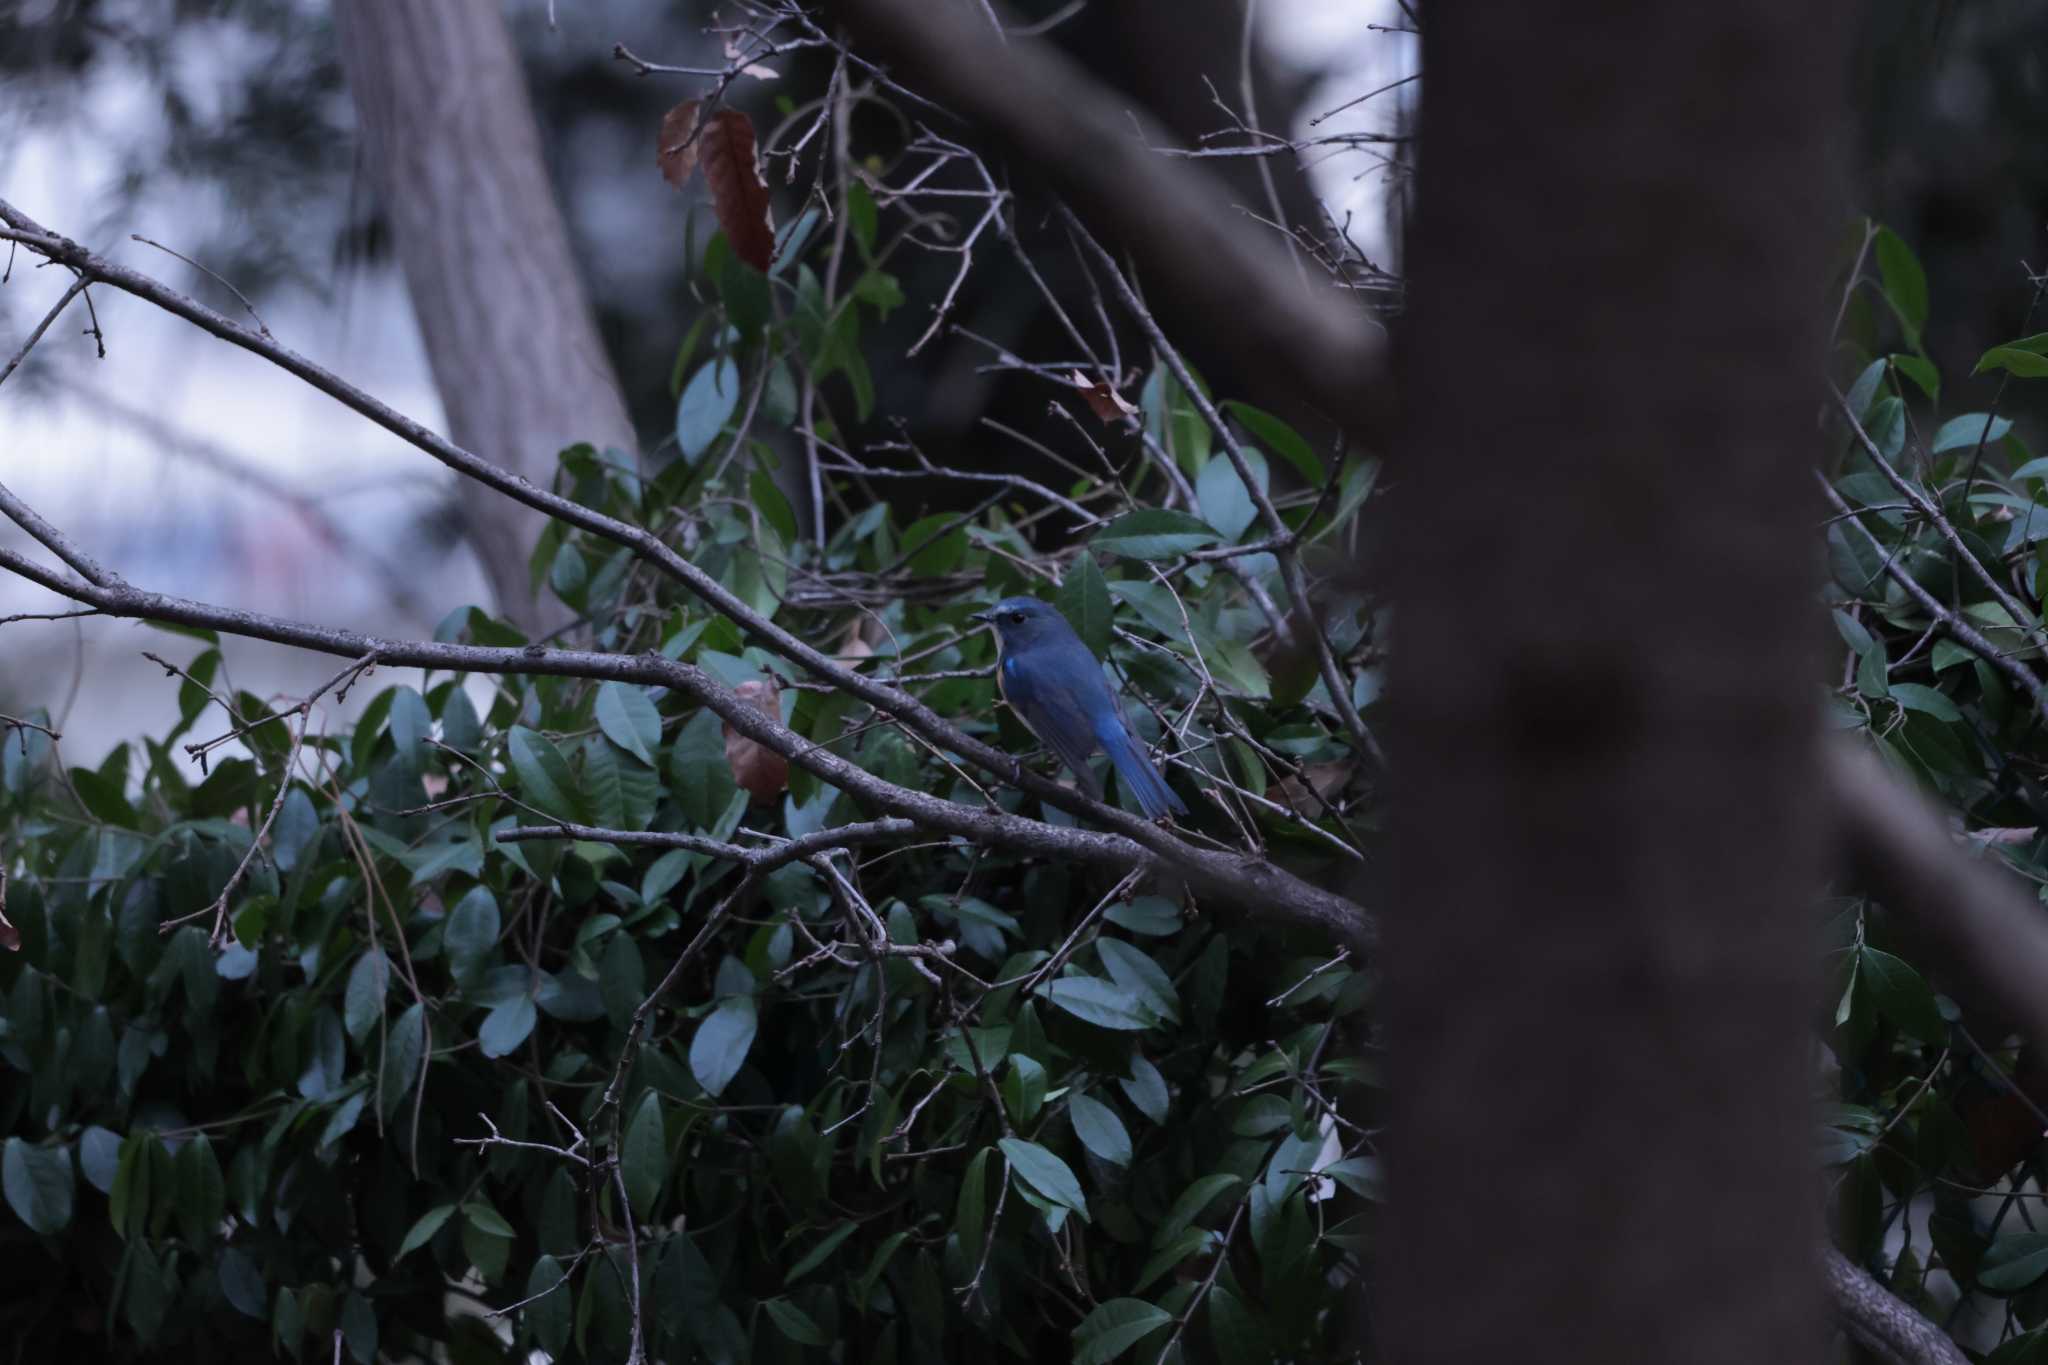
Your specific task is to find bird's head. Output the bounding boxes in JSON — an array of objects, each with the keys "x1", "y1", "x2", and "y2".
[{"x1": 971, "y1": 596, "x2": 1069, "y2": 651}]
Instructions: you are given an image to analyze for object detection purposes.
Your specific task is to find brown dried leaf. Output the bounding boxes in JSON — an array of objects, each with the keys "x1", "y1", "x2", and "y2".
[
  {"x1": 1273, "y1": 760, "x2": 1356, "y2": 807},
  {"x1": 1069, "y1": 370, "x2": 1139, "y2": 423},
  {"x1": 699, "y1": 108, "x2": 776, "y2": 272},
  {"x1": 723, "y1": 679, "x2": 789, "y2": 801},
  {"x1": 657, "y1": 100, "x2": 703, "y2": 189}
]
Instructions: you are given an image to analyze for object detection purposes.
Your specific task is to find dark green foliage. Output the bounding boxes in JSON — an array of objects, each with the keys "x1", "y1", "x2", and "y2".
[
  {"x1": 1825, "y1": 220, "x2": 2048, "y2": 1351},
  {"x1": 0, "y1": 218, "x2": 1374, "y2": 1362}
]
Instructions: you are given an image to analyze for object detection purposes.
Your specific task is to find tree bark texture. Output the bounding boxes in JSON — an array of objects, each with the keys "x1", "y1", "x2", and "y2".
[
  {"x1": 335, "y1": 0, "x2": 637, "y2": 633},
  {"x1": 1382, "y1": 4, "x2": 1849, "y2": 1361}
]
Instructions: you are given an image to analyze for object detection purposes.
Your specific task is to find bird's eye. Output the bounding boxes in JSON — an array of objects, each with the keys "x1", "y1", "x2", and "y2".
[{"x1": 1007, "y1": 611, "x2": 1026, "y2": 624}]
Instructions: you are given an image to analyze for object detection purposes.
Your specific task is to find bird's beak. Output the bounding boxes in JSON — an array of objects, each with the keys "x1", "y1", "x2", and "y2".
[{"x1": 969, "y1": 610, "x2": 994, "y2": 624}]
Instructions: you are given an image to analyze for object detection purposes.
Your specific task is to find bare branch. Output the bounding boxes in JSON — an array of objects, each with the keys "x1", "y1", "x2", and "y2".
[
  {"x1": 1817, "y1": 473, "x2": 2048, "y2": 720},
  {"x1": 0, "y1": 275, "x2": 92, "y2": 387},
  {"x1": 819, "y1": 0, "x2": 1389, "y2": 444},
  {"x1": 0, "y1": 487, "x2": 1372, "y2": 949},
  {"x1": 0, "y1": 200, "x2": 1233, "y2": 858},
  {"x1": 1831, "y1": 388, "x2": 2048, "y2": 659},
  {"x1": 1062, "y1": 207, "x2": 1377, "y2": 759}
]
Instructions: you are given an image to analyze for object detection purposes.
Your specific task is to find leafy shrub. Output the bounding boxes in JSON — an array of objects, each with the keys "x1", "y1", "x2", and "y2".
[{"x1": 0, "y1": 195, "x2": 1376, "y2": 1360}]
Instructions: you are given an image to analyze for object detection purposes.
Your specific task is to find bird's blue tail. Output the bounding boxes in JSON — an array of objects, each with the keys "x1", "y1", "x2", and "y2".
[{"x1": 1099, "y1": 724, "x2": 1187, "y2": 820}]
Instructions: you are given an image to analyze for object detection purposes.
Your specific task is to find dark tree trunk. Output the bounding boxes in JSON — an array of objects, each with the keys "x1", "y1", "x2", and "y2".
[
  {"x1": 1381, "y1": 3, "x2": 1849, "y2": 1359},
  {"x1": 335, "y1": 0, "x2": 637, "y2": 633}
]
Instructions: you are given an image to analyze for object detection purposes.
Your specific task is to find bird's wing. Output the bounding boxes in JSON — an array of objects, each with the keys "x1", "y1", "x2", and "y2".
[{"x1": 1004, "y1": 642, "x2": 1107, "y2": 796}]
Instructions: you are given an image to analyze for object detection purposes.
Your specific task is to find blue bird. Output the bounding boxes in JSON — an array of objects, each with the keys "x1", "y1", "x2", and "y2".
[{"x1": 972, "y1": 597, "x2": 1187, "y2": 820}]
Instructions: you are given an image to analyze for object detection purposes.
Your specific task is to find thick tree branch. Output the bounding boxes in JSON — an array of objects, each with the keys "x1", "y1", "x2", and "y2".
[
  {"x1": 1822, "y1": 1246, "x2": 1969, "y2": 1365},
  {"x1": 819, "y1": 0, "x2": 1388, "y2": 445},
  {"x1": 0, "y1": 498, "x2": 1371, "y2": 949},
  {"x1": 1830, "y1": 741, "x2": 2048, "y2": 1062}
]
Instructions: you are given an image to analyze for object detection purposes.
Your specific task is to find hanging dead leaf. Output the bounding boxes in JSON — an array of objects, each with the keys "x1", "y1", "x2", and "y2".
[
  {"x1": 1273, "y1": 759, "x2": 1356, "y2": 806},
  {"x1": 722, "y1": 36, "x2": 780, "y2": 81},
  {"x1": 699, "y1": 108, "x2": 776, "y2": 272},
  {"x1": 723, "y1": 679, "x2": 789, "y2": 801},
  {"x1": 657, "y1": 100, "x2": 703, "y2": 189},
  {"x1": 836, "y1": 620, "x2": 875, "y2": 663},
  {"x1": 1069, "y1": 370, "x2": 1139, "y2": 423}
]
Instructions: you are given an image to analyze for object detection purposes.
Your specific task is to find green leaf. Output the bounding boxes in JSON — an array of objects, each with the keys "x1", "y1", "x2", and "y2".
[
  {"x1": 78, "y1": 1127, "x2": 120, "y2": 1194},
  {"x1": 1196, "y1": 449, "x2": 1269, "y2": 543},
  {"x1": 1232, "y1": 1093, "x2": 1294, "y2": 1137},
  {"x1": 1889, "y1": 683, "x2": 1962, "y2": 723},
  {"x1": 1155, "y1": 1173, "x2": 1241, "y2": 1246},
  {"x1": 1858, "y1": 946, "x2": 1945, "y2": 1043},
  {"x1": 690, "y1": 995, "x2": 758, "y2": 1097},
  {"x1": 380, "y1": 1003, "x2": 425, "y2": 1122},
  {"x1": 669, "y1": 709, "x2": 740, "y2": 830},
  {"x1": 388, "y1": 685, "x2": 431, "y2": 760},
  {"x1": 750, "y1": 468, "x2": 799, "y2": 545},
  {"x1": 1222, "y1": 401, "x2": 1324, "y2": 486},
  {"x1": 1207, "y1": 1284, "x2": 1267, "y2": 1364},
  {"x1": 1002, "y1": 1053, "x2": 1048, "y2": 1126},
  {"x1": 847, "y1": 180, "x2": 878, "y2": 254},
  {"x1": 1096, "y1": 939, "x2": 1180, "y2": 1023},
  {"x1": 444, "y1": 886, "x2": 501, "y2": 987},
  {"x1": 173, "y1": 1133, "x2": 223, "y2": 1246},
  {"x1": 1072, "y1": 1298, "x2": 1173, "y2": 1365},
  {"x1": 1856, "y1": 635, "x2": 1890, "y2": 701},
  {"x1": 785, "y1": 1219, "x2": 858, "y2": 1284},
  {"x1": 219, "y1": 1246, "x2": 267, "y2": 1318},
  {"x1": 1093, "y1": 509, "x2": 1222, "y2": 561},
  {"x1": 525, "y1": 1255, "x2": 572, "y2": 1355},
  {"x1": 1874, "y1": 226, "x2": 1928, "y2": 335},
  {"x1": 762, "y1": 1296, "x2": 827, "y2": 1346},
  {"x1": 1119, "y1": 1055, "x2": 1171, "y2": 1124},
  {"x1": 956, "y1": 1146, "x2": 993, "y2": 1256},
  {"x1": 1890, "y1": 352, "x2": 1939, "y2": 403},
  {"x1": 506, "y1": 726, "x2": 584, "y2": 823},
  {"x1": 997, "y1": 1137, "x2": 1089, "y2": 1220},
  {"x1": 677, "y1": 357, "x2": 742, "y2": 463},
  {"x1": 1844, "y1": 358, "x2": 1887, "y2": 421},
  {"x1": 1104, "y1": 896, "x2": 1182, "y2": 937},
  {"x1": 595, "y1": 682, "x2": 663, "y2": 766},
  {"x1": 1981, "y1": 1233, "x2": 2048, "y2": 1293},
  {"x1": 463, "y1": 1200, "x2": 516, "y2": 1239},
  {"x1": 1931, "y1": 412, "x2": 2011, "y2": 454},
  {"x1": 1058, "y1": 553, "x2": 1115, "y2": 657},
  {"x1": 396, "y1": 1203, "x2": 455, "y2": 1261},
  {"x1": 125, "y1": 1239, "x2": 171, "y2": 1342},
  {"x1": 70, "y1": 766, "x2": 137, "y2": 827},
  {"x1": 1977, "y1": 347, "x2": 2048, "y2": 380},
  {"x1": 1133, "y1": 1228, "x2": 1210, "y2": 1294},
  {"x1": 110, "y1": 1132, "x2": 155, "y2": 1239},
  {"x1": 478, "y1": 995, "x2": 536, "y2": 1058},
  {"x1": 2, "y1": 1138, "x2": 73, "y2": 1234},
  {"x1": 340, "y1": 1290, "x2": 377, "y2": 1365},
  {"x1": 622, "y1": 1091, "x2": 667, "y2": 1219},
  {"x1": 343, "y1": 949, "x2": 389, "y2": 1043},
  {"x1": 1068, "y1": 1094, "x2": 1133, "y2": 1166},
  {"x1": 1036, "y1": 975, "x2": 1154, "y2": 1030}
]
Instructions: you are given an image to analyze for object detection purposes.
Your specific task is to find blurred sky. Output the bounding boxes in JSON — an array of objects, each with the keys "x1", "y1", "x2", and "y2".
[{"x1": 0, "y1": 0, "x2": 1413, "y2": 758}]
